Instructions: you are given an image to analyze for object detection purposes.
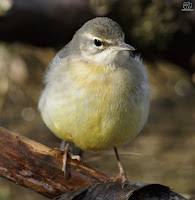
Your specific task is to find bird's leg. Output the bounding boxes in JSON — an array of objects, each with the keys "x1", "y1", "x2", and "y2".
[
  {"x1": 60, "y1": 140, "x2": 66, "y2": 151},
  {"x1": 62, "y1": 141, "x2": 70, "y2": 174},
  {"x1": 61, "y1": 140, "x2": 82, "y2": 161},
  {"x1": 61, "y1": 141, "x2": 82, "y2": 177},
  {"x1": 113, "y1": 147, "x2": 128, "y2": 183}
]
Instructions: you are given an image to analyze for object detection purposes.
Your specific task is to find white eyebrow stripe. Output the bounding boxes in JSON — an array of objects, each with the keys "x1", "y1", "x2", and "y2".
[{"x1": 82, "y1": 32, "x2": 112, "y2": 43}]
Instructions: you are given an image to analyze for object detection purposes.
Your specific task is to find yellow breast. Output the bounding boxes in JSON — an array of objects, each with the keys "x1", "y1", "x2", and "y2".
[{"x1": 39, "y1": 59, "x2": 149, "y2": 151}]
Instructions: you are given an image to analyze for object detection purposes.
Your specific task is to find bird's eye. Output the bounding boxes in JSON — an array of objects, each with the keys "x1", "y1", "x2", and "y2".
[{"x1": 94, "y1": 39, "x2": 102, "y2": 47}]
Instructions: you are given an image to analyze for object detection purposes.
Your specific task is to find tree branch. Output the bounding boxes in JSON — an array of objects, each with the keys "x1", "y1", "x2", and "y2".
[
  {"x1": 0, "y1": 126, "x2": 187, "y2": 200},
  {"x1": 0, "y1": 126, "x2": 109, "y2": 199}
]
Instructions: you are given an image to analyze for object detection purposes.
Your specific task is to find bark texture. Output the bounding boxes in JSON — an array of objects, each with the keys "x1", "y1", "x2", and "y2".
[{"x1": 0, "y1": 126, "x2": 187, "y2": 200}]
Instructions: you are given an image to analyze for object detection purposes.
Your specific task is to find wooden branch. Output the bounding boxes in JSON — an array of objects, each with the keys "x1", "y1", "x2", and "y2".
[
  {"x1": 0, "y1": 126, "x2": 109, "y2": 199},
  {"x1": 0, "y1": 126, "x2": 187, "y2": 200},
  {"x1": 54, "y1": 183, "x2": 187, "y2": 200}
]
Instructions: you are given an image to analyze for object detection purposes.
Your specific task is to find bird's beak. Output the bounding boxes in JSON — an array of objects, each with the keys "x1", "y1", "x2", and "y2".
[{"x1": 114, "y1": 42, "x2": 136, "y2": 51}]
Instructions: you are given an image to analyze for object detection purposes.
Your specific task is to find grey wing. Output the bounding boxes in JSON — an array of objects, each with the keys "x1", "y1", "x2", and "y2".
[
  {"x1": 43, "y1": 44, "x2": 69, "y2": 85},
  {"x1": 57, "y1": 44, "x2": 69, "y2": 59}
]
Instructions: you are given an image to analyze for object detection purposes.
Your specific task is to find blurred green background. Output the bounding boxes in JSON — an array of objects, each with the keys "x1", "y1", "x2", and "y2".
[{"x1": 0, "y1": 0, "x2": 194, "y2": 199}]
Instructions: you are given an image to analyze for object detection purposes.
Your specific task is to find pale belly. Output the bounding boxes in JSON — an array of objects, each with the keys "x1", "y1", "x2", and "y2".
[{"x1": 39, "y1": 75, "x2": 149, "y2": 151}]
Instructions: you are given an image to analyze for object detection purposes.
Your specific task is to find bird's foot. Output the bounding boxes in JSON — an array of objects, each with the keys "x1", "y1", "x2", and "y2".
[
  {"x1": 49, "y1": 147, "x2": 60, "y2": 152},
  {"x1": 62, "y1": 144, "x2": 82, "y2": 179},
  {"x1": 116, "y1": 171, "x2": 129, "y2": 183},
  {"x1": 62, "y1": 152, "x2": 82, "y2": 172},
  {"x1": 110, "y1": 171, "x2": 128, "y2": 183},
  {"x1": 69, "y1": 152, "x2": 81, "y2": 162},
  {"x1": 106, "y1": 172, "x2": 129, "y2": 188}
]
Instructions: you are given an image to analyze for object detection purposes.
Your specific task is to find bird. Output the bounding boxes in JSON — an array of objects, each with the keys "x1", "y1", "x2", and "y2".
[{"x1": 38, "y1": 17, "x2": 150, "y2": 182}]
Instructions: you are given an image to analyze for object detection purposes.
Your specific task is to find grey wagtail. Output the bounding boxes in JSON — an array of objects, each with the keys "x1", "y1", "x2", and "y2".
[{"x1": 38, "y1": 17, "x2": 150, "y2": 182}]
